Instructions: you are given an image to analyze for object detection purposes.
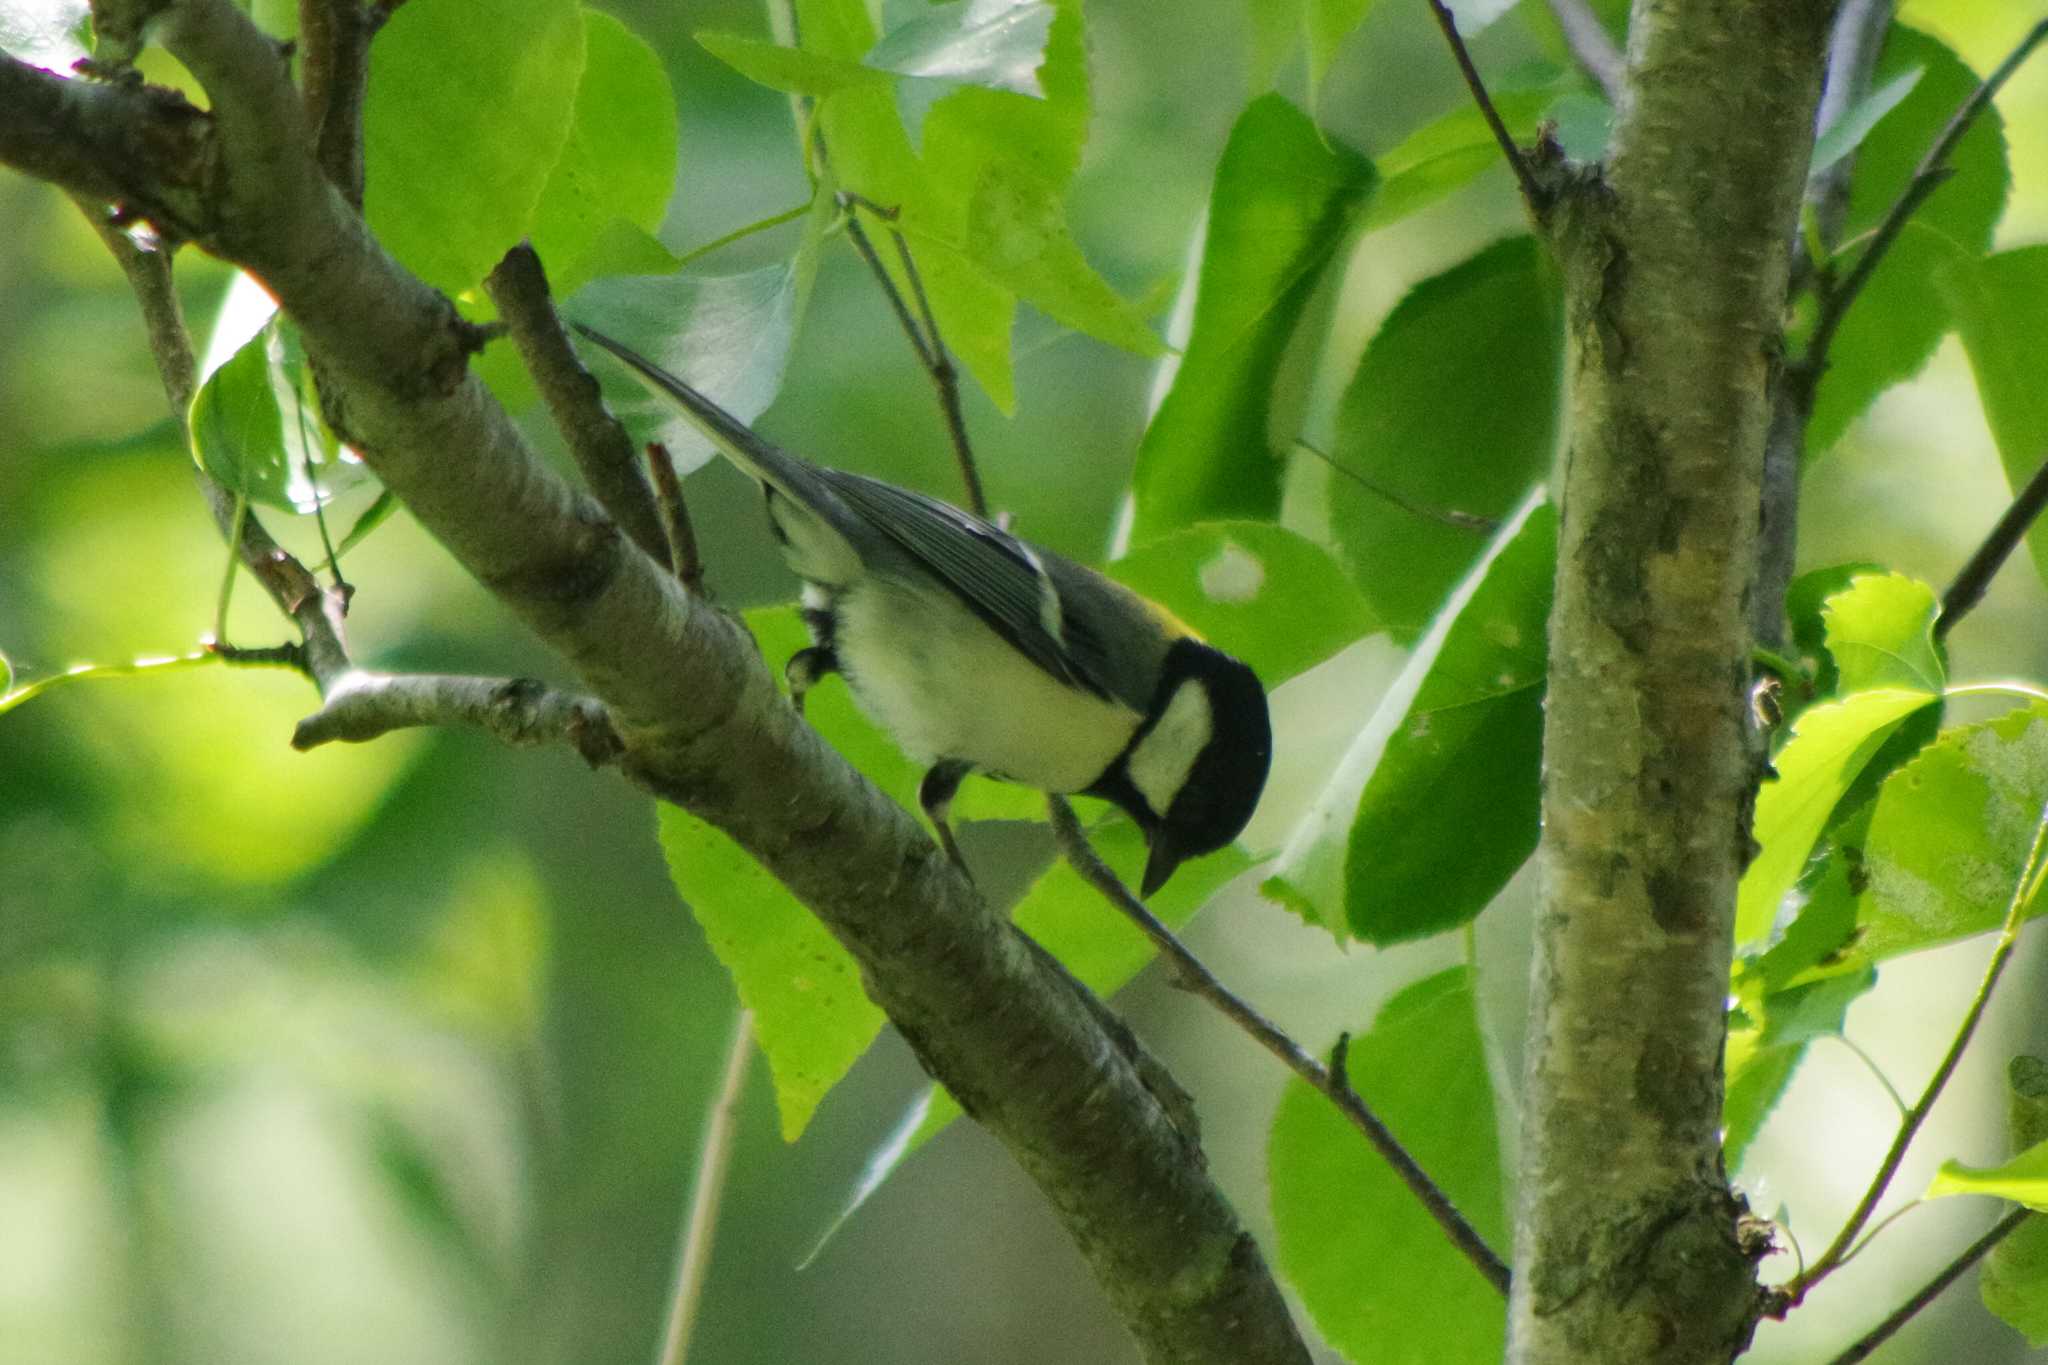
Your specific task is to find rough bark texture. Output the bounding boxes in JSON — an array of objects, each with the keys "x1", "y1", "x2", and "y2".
[
  {"x1": 0, "y1": 7, "x2": 1311, "y2": 1361},
  {"x1": 1511, "y1": 3, "x2": 1837, "y2": 1361}
]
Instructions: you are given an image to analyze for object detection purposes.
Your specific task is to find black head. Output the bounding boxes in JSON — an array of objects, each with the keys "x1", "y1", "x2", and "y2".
[{"x1": 1092, "y1": 639, "x2": 1272, "y2": 896}]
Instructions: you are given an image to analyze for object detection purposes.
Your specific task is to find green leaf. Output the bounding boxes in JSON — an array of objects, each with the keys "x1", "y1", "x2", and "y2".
[
  {"x1": 1985, "y1": 1057, "x2": 2048, "y2": 1345},
  {"x1": 1722, "y1": 964, "x2": 1875, "y2": 1170},
  {"x1": 1306, "y1": 0, "x2": 1374, "y2": 112},
  {"x1": 1327, "y1": 235, "x2": 1562, "y2": 640},
  {"x1": 657, "y1": 803, "x2": 883, "y2": 1140},
  {"x1": 188, "y1": 318, "x2": 369, "y2": 513},
  {"x1": 1820, "y1": 571, "x2": 1944, "y2": 694},
  {"x1": 1131, "y1": 94, "x2": 1376, "y2": 540},
  {"x1": 189, "y1": 324, "x2": 293, "y2": 508},
  {"x1": 1804, "y1": 27, "x2": 2008, "y2": 455},
  {"x1": 1248, "y1": 0, "x2": 1305, "y2": 90},
  {"x1": 572, "y1": 191, "x2": 832, "y2": 474},
  {"x1": 528, "y1": 10, "x2": 679, "y2": 299},
  {"x1": 1367, "y1": 87, "x2": 1571, "y2": 231},
  {"x1": 1929, "y1": 1138, "x2": 2048, "y2": 1209},
  {"x1": 1265, "y1": 491, "x2": 1546, "y2": 938},
  {"x1": 1940, "y1": 245, "x2": 2048, "y2": 592},
  {"x1": 1345, "y1": 501, "x2": 1554, "y2": 943},
  {"x1": 1808, "y1": 65, "x2": 1923, "y2": 183},
  {"x1": 807, "y1": 817, "x2": 1251, "y2": 1253},
  {"x1": 1734, "y1": 687, "x2": 1936, "y2": 949},
  {"x1": 1839, "y1": 702, "x2": 2048, "y2": 970},
  {"x1": 1107, "y1": 522, "x2": 1377, "y2": 687},
  {"x1": 696, "y1": 30, "x2": 887, "y2": 96},
  {"x1": 362, "y1": 0, "x2": 585, "y2": 295},
  {"x1": 1270, "y1": 966, "x2": 1506, "y2": 1364},
  {"x1": 864, "y1": 0, "x2": 1054, "y2": 96},
  {"x1": 1786, "y1": 561, "x2": 1886, "y2": 703},
  {"x1": 962, "y1": 162, "x2": 1162, "y2": 357}
]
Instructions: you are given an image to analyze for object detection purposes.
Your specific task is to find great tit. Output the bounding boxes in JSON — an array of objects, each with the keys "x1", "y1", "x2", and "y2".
[{"x1": 575, "y1": 325, "x2": 1272, "y2": 896}]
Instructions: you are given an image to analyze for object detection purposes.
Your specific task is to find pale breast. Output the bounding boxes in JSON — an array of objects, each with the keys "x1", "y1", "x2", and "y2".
[{"x1": 828, "y1": 576, "x2": 1142, "y2": 792}]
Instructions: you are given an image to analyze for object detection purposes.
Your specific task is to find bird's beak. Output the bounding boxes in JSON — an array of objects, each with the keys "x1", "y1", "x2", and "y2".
[{"x1": 1140, "y1": 831, "x2": 1185, "y2": 899}]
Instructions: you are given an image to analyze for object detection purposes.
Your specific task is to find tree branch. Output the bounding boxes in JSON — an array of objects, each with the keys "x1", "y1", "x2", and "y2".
[
  {"x1": 297, "y1": 0, "x2": 384, "y2": 207},
  {"x1": 1048, "y1": 798, "x2": 1512, "y2": 1297},
  {"x1": 1424, "y1": 0, "x2": 1551, "y2": 217},
  {"x1": 1543, "y1": 0, "x2": 1623, "y2": 104},
  {"x1": 1514, "y1": 1, "x2": 1836, "y2": 1358},
  {"x1": 4, "y1": 8, "x2": 1309, "y2": 1359},
  {"x1": 484, "y1": 242, "x2": 673, "y2": 571},
  {"x1": 290, "y1": 669, "x2": 623, "y2": 760},
  {"x1": 1823, "y1": 1207, "x2": 2031, "y2": 1365},
  {"x1": 1936, "y1": 448, "x2": 2048, "y2": 640}
]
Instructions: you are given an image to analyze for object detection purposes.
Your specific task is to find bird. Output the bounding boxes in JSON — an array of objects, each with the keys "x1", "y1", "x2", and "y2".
[{"x1": 574, "y1": 324, "x2": 1271, "y2": 896}]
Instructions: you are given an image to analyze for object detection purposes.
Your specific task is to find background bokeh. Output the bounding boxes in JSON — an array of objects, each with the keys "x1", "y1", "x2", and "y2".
[{"x1": 5, "y1": 0, "x2": 2048, "y2": 1361}]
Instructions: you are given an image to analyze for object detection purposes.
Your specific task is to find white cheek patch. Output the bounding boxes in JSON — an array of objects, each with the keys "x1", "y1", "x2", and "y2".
[{"x1": 1127, "y1": 680, "x2": 1213, "y2": 820}]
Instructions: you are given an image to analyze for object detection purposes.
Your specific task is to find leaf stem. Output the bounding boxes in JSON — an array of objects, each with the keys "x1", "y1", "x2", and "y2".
[
  {"x1": 1045, "y1": 796, "x2": 1511, "y2": 1295},
  {"x1": 1786, "y1": 793, "x2": 2048, "y2": 1302}
]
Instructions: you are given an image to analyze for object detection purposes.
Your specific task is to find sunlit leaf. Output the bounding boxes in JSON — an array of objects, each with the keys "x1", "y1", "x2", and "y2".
[
  {"x1": 1808, "y1": 65, "x2": 1923, "y2": 182},
  {"x1": 696, "y1": 30, "x2": 886, "y2": 96},
  {"x1": 1820, "y1": 571, "x2": 1943, "y2": 695},
  {"x1": 528, "y1": 10, "x2": 679, "y2": 299},
  {"x1": 1366, "y1": 86, "x2": 1571, "y2": 231},
  {"x1": 1327, "y1": 236, "x2": 1562, "y2": 639},
  {"x1": 1929, "y1": 1138, "x2": 2048, "y2": 1209},
  {"x1": 1109, "y1": 521, "x2": 1377, "y2": 687},
  {"x1": 362, "y1": 0, "x2": 585, "y2": 295},
  {"x1": 865, "y1": 0, "x2": 1054, "y2": 96},
  {"x1": 1270, "y1": 966, "x2": 1506, "y2": 1363},
  {"x1": 188, "y1": 318, "x2": 370, "y2": 514},
  {"x1": 1985, "y1": 1056, "x2": 2048, "y2": 1345},
  {"x1": 1723, "y1": 962, "x2": 1874, "y2": 1170},
  {"x1": 1131, "y1": 94, "x2": 1375, "y2": 540},
  {"x1": 1734, "y1": 687, "x2": 1935, "y2": 949}
]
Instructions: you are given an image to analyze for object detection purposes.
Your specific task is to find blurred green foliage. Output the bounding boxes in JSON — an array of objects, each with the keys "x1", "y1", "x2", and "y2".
[{"x1": 6, "y1": 0, "x2": 2048, "y2": 1363}]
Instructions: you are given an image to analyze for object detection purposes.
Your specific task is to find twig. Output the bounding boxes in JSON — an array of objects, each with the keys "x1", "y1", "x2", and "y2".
[
  {"x1": 1787, "y1": 794, "x2": 2048, "y2": 1303},
  {"x1": 290, "y1": 670, "x2": 623, "y2": 765},
  {"x1": 484, "y1": 243, "x2": 674, "y2": 570},
  {"x1": 1935, "y1": 448, "x2": 2048, "y2": 641},
  {"x1": 296, "y1": 0, "x2": 385, "y2": 208},
  {"x1": 1543, "y1": 0, "x2": 1623, "y2": 103},
  {"x1": 1424, "y1": 0, "x2": 1549, "y2": 216},
  {"x1": 838, "y1": 195, "x2": 988, "y2": 519},
  {"x1": 655, "y1": 1008, "x2": 755, "y2": 1365},
  {"x1": 644, "y1": 441, "x2": 704, "y2": 593},
  {"x1": 1825, "y1": 1206, "x2": 2032, "y2": 1364},
  {"x1": 1291, "y1": 438, "x2": 1498, "y2": 533},
  {"x1": 1045, "y1": 796, "x2": 1511, "y2": 1295},
  {"x1": 1801, "y1": 18, "x2": 2048, "y2": 378},
  {"x1": 72, "y1": 193, "x2": 352, "y2": 688}
]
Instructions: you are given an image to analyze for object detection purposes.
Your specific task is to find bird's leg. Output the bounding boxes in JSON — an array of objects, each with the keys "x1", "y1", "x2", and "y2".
[
  {"x1": 919, "y1": 760, "x2": 975, "y2": 883},
  {"x1": 785, "y1": 644, "x2": 837, "y2": 717}
]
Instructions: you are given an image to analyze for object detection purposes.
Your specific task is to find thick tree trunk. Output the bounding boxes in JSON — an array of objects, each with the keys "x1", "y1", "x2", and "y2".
[{"x1": 1510, "y1": 3, "x2": 1837, "y2": 1361}]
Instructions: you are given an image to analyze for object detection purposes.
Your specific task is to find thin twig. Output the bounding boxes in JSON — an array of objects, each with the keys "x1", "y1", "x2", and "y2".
[
  {"x1": 837, "y1": 194, "x2": 988, "y2": 518},
  {"x1": 656, "y1": 1008, "x2": 755, "y2": 1365},
  {"x1": 644, "y1": 441, "x2": 704, "y2": 593},
  {"x1": 296, "y1": 0, "x2": 384, "y2": 208},
  {"x1": 1542, "y1": 0, "x2": 1623, "y2": 103},
  {"x1": 1825, "y1": 1206, "x2": 2032, "y2": 1364},
  {"x1": 73, "y1": 194, "x2": 352, "y2": 688},
  {"x1": 1788, "y1": 795, "x2": 2048, "y2": 1302},
  {"x1": 1802, "y1": 18, "x2": 2048, "y2": 378},
  {"x1": 290, "y1": 670, "x2": 623, "y2": 765},
  {"x1": 1936, "y1": 448, "x2": 2048, "y2": 641},
  {"x1": 1045, "y1": 796, "x2": 1511, "y2": 1295},
  {"x1": 1424, "y1": 0, "x2": 1549, "y2": 215},
  {"x1": 1291, "y1": 439, "x2": 1498, "y2": 533},
  {"x1": 484, "y1": 243, "x2": 674, "y2": 570}
]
